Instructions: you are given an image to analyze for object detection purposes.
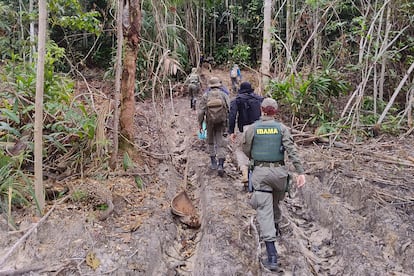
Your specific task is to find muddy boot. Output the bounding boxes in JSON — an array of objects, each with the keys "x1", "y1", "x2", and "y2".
[
  {"x1": 210, "y1": 156, "x2": 218, "y2": 170},
  {"x1": 190, "y1": 99, "x2": 193, "y2": 109},
  {"x1": 240, "y1": 165, "x2": 249, "y2": 183},
  {"x1": 263, "y1": 241, "x2": 278, "y2": 271},
  {"x1": 217, "y1": 158, "x2": 225, "y2": 177}
]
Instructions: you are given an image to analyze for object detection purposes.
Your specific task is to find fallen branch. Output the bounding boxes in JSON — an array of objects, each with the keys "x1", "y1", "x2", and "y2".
[
  {"x1": 0, "y1": 196, "x2": 69, "y2": 268},
  {"x1": 292, "y1": 130, "x2": 351, "y2": 149}
]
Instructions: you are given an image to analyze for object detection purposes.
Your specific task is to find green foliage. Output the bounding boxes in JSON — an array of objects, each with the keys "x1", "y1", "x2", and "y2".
[
  {"x1": 0, "y1": 151, "x2": 31, "y2": 211},
  {"x1": 96, "y1": 203, "x2": 108, "y2": 210},
  {"x1": 228, "y1": 44, "x2": 251, "y2": 66},
  {"x1": 0, "y1": 40, "x2": 100, "y2": 210},
  {"x1": 269, "y1": 69, "x2": 350, "y2": 125},
  {"x1": 71, "y1": 189, "x2": 88, "y2": 202},
  {"x1": 57, "y1": 12, "x2": 102, "y2": 35},
  {"x1": 213, "y1": 46, "x2": 230, "y2": 65},
  {"x1": 359, "y1": 96, "x2": 401, "y2": 136},
  {"x1": 122, "y1": 152, "x2": 134, "y2": 171},
  {"x1": 134, "y1": 176, "x2": 143, "y2": 190}
]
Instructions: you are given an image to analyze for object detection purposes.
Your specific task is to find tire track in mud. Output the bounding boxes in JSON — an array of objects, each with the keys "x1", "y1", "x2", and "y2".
[
  {"x1": 161, "y1": 77, "x2": 414, "y2": 275},
  {"x1": 161, "y1": 95, "x2": 345, "y2": 275}
]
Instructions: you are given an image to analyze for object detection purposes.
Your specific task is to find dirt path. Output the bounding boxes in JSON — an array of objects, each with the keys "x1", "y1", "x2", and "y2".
[{"x1": 0, "y1": 68, "x2": 413, "y2": 275}]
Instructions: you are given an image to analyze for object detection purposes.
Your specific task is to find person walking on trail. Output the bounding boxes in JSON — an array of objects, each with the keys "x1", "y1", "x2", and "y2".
[
  {"x1": 184, "y1": 68, "x2": 201, "y2": 110},
  {"x1": 228, "y1": 82, "x2": 264, "y2": 184},
  {"x1": 230, "y1": 64, "x2": 242, "y2": 94},
  {"x1": 241, "y1": 97, "x2": 306, "y2": 271},
  {"x1": 198, "y1": 77, "x2": 230, "y2": 177},
  {"x1": 204, "y1": 79, "x2": 230, "y2": 96}
]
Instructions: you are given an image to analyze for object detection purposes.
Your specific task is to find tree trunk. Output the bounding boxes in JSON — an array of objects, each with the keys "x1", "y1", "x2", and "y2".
[
  {"x1": 120, "y1": 0, "x2": 141, "y2": 151},
  {"x1": 202, "y1": 0, "x2": 206, "y2": 54},
  {"x1": 379, "y1": 4, "x2": 391, "y2": 101},
  {"x1": 185, "y1": 3, "x2": 197, "y2": 66},
  {"x1": 311, "y1": 2, "x2": 320, "y2": 71},
  {"x1": 261, "y1": 0, "x2": 272, "y2": 88},
  {"x1": 110, "y1": 0, "x2": 124, "y2": 169},
  {"x1": 29, "y1": 0, "x2": 35, "y2": 63},
  {"x1": 285, "y1": 0, "x2": 292, "y2": 71},
  {"x1": 229, "y1": 0, "x2": 234, "y2": 47},
  {"x1": 34, "y1": 0, "x2": 47, "y2": 214}
]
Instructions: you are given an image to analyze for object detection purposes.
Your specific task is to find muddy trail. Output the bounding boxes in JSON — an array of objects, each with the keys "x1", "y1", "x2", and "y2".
[{"x1": 0, "y1": 68, "x2": 413, "y2": 275}]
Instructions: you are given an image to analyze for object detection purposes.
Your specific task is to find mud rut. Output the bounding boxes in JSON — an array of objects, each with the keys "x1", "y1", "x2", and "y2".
[
  {"x1": 0, "y1": 69, "x2": 413, "y2": 275},
  {"x1": 153, "y1": 86, "x2": 414, "y2": 276}
]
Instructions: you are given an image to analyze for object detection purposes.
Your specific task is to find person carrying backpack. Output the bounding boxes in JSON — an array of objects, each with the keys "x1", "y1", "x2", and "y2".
[
  {"x1": 242, "y1": 97, "x2": 306, "y2": 271},
  {"x1": 185, "y1": 67, "x2": 201, "y2": 110},
  {"x1": 230, "y1": 64, "x2": 242, "y2": 94},
  {"x1": 197, "y1": 77, "x2": 230, "y2": 177},
  {"x1": 228, "y1": 82, "x2": 263, "y2": 183}
]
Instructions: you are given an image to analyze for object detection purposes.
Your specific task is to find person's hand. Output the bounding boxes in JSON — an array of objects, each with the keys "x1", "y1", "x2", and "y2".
[
  {"x1": 199, "y1": 125, "x2": 203, "y2": 133},
  {"x1": 230, "y1": 133, "x2": 236, "y2": 143},
  {"x1": 296, "y1": 174, "x2": 306, "y2": 188}
]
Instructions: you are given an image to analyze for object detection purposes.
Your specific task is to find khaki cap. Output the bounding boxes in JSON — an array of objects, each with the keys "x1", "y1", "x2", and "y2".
[
  {"x1": 208, "y1": 77, "x2": 221, "y2": 88},
  {"x1": 261, "y1": 97, "x2": 278, "y2": 110}
]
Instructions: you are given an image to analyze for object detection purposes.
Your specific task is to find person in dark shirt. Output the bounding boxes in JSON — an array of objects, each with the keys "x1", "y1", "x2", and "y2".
[
  {"x1": 228, "y1": 82, "x2": 263, "y2": 183},
  {"x1": 228, "y1": 82, "x2": 263, "y2": 138}
]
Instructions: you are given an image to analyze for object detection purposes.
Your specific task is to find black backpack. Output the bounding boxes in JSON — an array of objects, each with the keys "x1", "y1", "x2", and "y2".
[{"x1": 237, "y1": 93, "x2": 263, "y2": 125}]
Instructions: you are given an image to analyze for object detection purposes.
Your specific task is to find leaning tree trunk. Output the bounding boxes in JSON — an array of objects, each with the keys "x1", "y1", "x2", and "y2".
[
  {"x1": 34, "y1": 0, "x2": 47, "y2": 214},
  {"x1": 120, "y1": 0, "x2": 141, "y2": 151}
]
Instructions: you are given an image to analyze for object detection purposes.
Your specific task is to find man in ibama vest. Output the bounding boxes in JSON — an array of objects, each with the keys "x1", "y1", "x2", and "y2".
[{"x1": 242, "y1": 97, "x2": 306, "y2": 271}]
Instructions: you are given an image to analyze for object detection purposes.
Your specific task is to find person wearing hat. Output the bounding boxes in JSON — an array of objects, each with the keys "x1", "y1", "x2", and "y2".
[
  {"x1": 198, "y1": 77, "x2": 230, "y2": 176},
  {"x1": 242, "y1": 97, "x2": 306, "y2": 270},
  {"x1": 184, "y1": 67, "x2": 201, "y2": 110},
  {"x1": 228, "y1": 81, "x2": 263, "y2": 183}
]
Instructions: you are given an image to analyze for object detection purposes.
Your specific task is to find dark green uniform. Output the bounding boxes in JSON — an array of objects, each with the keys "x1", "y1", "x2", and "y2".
[{"x1": 242, "y1": 115, "x2": 304, "y2": 242}]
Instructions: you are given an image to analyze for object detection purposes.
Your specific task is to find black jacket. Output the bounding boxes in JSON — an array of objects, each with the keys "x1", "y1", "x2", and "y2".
[{"x1": 228, "y1": 92, "x2": 264, "y2": 134}]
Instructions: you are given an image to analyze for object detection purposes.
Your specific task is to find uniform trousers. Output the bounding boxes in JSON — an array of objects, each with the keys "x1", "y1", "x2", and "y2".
[
  {"x1": 249, "y1": 165, "x2": 288, "y2": 242},
  {"x1": 206, "y1": 122, "x2": 227, "y2": 159}
]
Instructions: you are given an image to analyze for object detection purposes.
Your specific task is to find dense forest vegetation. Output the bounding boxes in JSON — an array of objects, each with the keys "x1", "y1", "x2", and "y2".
[{"x1": 0, "y1": 0, "x2": 413, "y2": 214}]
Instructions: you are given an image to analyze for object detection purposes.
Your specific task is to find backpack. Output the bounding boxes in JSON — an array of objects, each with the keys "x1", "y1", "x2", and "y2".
[
  {"x1": 206, "y1": 89, "x2": 228, "y2": 125},
  {"x1": 230, "y1": 68, "x2": 238, "y2": 78},
  {"x1": 238, "y1": 94, "x2": 263, "y2": 126}
]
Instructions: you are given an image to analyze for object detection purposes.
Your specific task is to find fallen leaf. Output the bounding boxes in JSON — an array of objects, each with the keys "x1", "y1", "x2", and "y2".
[{"x1": 86, "y1": 251, "x2": 100, "y2": 270}]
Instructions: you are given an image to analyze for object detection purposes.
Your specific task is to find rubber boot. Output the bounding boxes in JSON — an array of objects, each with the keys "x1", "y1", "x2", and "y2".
[
  {"x1": 210, "y1": 156, "x2": 218, "y2": 170},
  {"x1": 240, "y1": 165, "x2": 249, "y2": 183},
  {"x1": 217, "y1": 158, "x2": 225, "y2": 177},
  {"x1": 263, "y1": 241, "x2": 278, "y2": 271},
  {"x1": 190, "y1": 98, "x2": 193, "y2": 109},
  {"x1": 192, "y1": 99, "x2": 197, "y2": 110}
]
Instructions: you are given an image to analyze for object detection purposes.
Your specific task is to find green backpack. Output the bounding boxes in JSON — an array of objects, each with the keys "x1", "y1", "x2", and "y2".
[{"x1": 206, "y1": 89, "x2": 227, "y2": 125}]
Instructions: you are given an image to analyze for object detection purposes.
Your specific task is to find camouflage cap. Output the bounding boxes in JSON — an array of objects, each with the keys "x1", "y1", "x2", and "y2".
[
  {"x1": 208, "y1": 77, "x2": 221, "y2": 88},
  {"x1": 261, "y1": 97, "x2": 278, "y2": 110}
]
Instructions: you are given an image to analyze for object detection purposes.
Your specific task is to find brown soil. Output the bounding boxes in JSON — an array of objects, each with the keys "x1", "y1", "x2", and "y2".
[{"x1": 0, "y1": 67, "x2": 413, "y2": 276}]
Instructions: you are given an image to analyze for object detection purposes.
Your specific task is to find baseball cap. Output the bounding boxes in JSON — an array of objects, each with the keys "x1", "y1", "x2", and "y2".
[{"x1": 261, "y1": 97, "x2": 278, "y2": 110}]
